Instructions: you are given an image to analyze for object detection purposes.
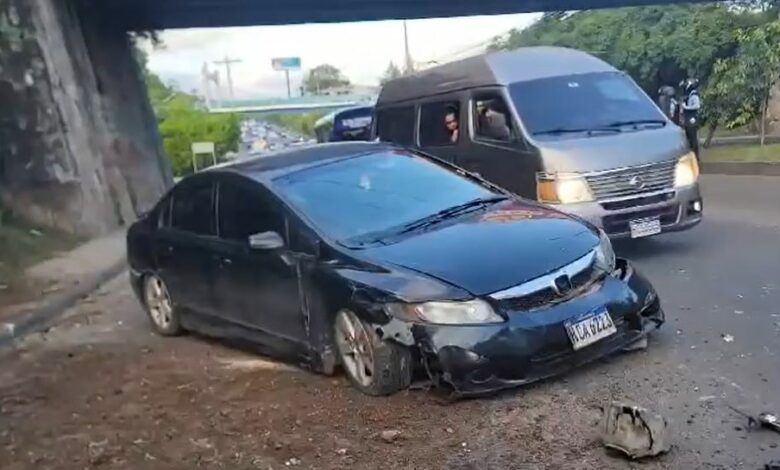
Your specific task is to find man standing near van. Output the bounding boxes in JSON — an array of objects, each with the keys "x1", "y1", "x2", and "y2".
[
  {"x1": 657, "y1": 85, "x2": 678, "y2": 125},
  {"x1": 679, "y1": 78, "x2": 701, "y2": 157}
]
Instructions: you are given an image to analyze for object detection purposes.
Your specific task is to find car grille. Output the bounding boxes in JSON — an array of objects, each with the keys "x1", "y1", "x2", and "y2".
[
  {"x1": 495, "y1": 256, "x2": 602, "y2": 312},
  {"x1": 585, "y1": 160, "x2": 676, "y2": 201}
]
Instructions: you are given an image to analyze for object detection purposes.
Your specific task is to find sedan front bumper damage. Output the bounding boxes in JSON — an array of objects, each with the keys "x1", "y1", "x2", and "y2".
[{"x1": 399, "y1": 259, "x2": 663, "y2": 396}]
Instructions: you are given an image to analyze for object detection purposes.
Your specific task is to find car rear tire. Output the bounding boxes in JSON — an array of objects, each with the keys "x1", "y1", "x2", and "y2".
[
  {"x1": 142, "y1": 274, "x2": 182, "y2": 336},
  {"x1": 334, "y1": 309, "x2": 411, "y2": 396}
]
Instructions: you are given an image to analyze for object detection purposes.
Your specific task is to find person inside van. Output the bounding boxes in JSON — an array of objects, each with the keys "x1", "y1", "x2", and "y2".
[
  {"x1": 444, "y1": 107, "x2": 459, "y2": 143},
  {"x1": 477, "y1": 99, "x2": 512, "y2": 140}
]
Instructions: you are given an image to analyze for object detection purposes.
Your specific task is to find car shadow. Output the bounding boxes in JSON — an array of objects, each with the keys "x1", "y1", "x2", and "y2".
[{"x1": 613, "y1": 236, "x2": 696, "y2": 261}]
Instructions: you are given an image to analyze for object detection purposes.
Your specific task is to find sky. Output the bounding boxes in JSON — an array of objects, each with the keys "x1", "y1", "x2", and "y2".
[{"x1": 144, "y1": 13, "x2": 539, "y2": 99}]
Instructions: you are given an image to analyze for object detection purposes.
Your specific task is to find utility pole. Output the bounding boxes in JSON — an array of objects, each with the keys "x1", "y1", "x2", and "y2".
[
  {"x1": 403, "y1": 20, "x2": 414, "y2": 74},
  {"x1": 213, "y1": 55, "x2": 241, "y2": 99}
]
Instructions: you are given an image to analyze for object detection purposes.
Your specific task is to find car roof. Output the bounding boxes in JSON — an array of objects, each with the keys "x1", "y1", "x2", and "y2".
[
  {"x1": 206, "y1": 141, "x2": 396, "y2": 181},
  {"x1": 377, "y1": 46, "x2": 616, "y2": 105}
]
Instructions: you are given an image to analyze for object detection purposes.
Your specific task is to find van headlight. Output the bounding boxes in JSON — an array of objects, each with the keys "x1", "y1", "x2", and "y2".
[
  {"x1": 594, "y1": 229, "x2": 616, "y2": 273},
  {"x1": 674, "y1": 152, "x2": 700, "y2": 187},
  {"x1": 537, "y1": 173, "x2": 594, "y2": 204},
  {"x1": 384, "y1": 299, "x2": 504, "y2": 325}
]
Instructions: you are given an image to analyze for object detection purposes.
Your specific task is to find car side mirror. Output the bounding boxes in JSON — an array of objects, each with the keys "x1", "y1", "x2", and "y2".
[{"x1": 248, "y1": 231, "x2": 285, "y2": 250}]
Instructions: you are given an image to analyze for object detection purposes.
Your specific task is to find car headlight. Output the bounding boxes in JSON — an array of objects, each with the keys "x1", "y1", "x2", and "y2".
[
  {"x1": 537, "y1": 173, "x2": 595, "y2": 204},
  {"x1": 674, "y1": 152, "x2": 700, "y2": 187},
  {"x1": 384, "y1": 299, "x2": 504, "y2": 325},
  {"x1": 594, "y1": 229, "x2": 616, "y2": 273}
]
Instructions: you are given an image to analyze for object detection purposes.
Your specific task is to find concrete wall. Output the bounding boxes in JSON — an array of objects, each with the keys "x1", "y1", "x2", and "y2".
[{"x1": 0, "y1": 0, "x2": 170, "y2": 236}]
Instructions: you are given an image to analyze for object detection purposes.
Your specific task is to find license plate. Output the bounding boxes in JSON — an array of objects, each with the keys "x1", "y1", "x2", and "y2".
[
  {"x1": 629, "y1": 216, "x2": 661, "y2": 238},
  {"x1": 565, "y1": 308, "x2": 617, "y2": 350}
]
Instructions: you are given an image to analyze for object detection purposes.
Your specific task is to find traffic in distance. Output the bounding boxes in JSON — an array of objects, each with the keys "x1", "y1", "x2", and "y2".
[{"x1": 128, "y1": 47, "x2": 701, "y2": 396}]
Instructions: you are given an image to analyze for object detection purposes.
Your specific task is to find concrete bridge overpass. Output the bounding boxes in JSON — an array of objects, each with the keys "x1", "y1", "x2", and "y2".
[{"x1": 0, "y1": 0, "x2": 704, "y2": 236}]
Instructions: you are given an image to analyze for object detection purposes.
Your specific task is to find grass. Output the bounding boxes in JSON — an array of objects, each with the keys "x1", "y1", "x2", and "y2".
[
  {"x1": 702, "y1": 143, "x2": 780, "y2": 163},
  {"x1": 0, "y1": 216, "x2": 81, "y2": 285}
]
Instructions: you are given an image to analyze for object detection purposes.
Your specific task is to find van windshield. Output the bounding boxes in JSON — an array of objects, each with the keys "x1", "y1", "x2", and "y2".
[{"x1": 509, "y1": 72, "x2": 665, "y2": 137}]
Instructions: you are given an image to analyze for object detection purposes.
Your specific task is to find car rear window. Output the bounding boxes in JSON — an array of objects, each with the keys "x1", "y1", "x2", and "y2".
[{"x1": 273, "y1": 151, "x2": 496, "y2": 242}]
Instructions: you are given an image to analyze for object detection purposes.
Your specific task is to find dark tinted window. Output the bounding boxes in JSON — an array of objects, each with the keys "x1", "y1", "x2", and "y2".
[
  {"x1": 376, "y1": 106, "x2": 415, "y2": 145},
  {"x1": 171, "y1": 181, "x2": 215, "y2": 235},
  {"x1": 474, "y1": 93, "x2": 513, "y2": 141},
  {"x1": 218, "y1": 181, "x2": 283, "y2": 242},
  {"x1": 273, "y1": 150, "x2": 498, "y2": 242},
  {"x1": 510, "y1": 72, "x2": 664, "y2": 137},
  {"x1": 419, "y1": 101, "x2": 459, "y2": 146}
]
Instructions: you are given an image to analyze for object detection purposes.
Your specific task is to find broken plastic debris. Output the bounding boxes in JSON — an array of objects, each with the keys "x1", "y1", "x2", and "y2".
[
  {"x1": 758, "y1": 413, "x2": 780, "y2": 434},
  {"x1": 722, "y1": 334, "x2": 735, "y2": 343},
  {"x1": 600, "y1": 402, "x2": 670, "y2": 459},
  {"x1": 622, "y1": 336, "x2": 648, "y2": 352}
]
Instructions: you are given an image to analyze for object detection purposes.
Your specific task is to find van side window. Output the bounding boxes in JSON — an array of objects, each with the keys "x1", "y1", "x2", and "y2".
[
  {"x1": 419, "y1": 101, "x2": 460, "y2": 146},
  {"x1": 376, "y1": 106, "x2": 415, "y2": 145},
  {"x1": 473, "y1": 93, "x2": 513, "y2": 142}
]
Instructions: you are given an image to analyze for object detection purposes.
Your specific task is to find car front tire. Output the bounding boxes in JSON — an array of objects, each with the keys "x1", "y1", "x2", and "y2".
[
  {"x1": 334, "y1": 309, "x2": 411, "y2": 396},
  {"x1": 142, "y1": 273, "x2": 182, "y2": 336}
]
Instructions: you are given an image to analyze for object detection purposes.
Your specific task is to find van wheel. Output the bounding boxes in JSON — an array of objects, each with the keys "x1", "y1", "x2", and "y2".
[
  {"x1": 334, "y1": 309, "x2": 411, "y2": 396},
  {"x1": 142, "y1": 274, "x2": 182, "y2": 336}
]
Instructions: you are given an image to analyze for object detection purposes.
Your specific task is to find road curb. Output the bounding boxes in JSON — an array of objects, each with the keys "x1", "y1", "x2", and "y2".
[
  {"x1": 0, "y1": 259, "x2": 127, "y2": 348},
  {"x1": 701, "y1": 161, "x2": 780, "y2": 176}
]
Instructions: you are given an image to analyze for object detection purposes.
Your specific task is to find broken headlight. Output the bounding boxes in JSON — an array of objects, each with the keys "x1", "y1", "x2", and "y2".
[
  {"x1": 384, "y1": 299, "x2": 505, "y2": 325},
  {"x1": 594, "y1": 229, "x2": 616, "y2": 273}
]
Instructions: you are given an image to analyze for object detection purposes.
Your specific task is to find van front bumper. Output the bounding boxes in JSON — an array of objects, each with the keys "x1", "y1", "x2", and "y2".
[{"x1": 556, "y1": 184, "x2": 702, "y2": 238}]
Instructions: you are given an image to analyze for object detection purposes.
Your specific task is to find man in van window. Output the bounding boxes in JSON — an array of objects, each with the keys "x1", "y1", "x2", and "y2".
[{"x1": 444, "y1": 107, "x2": 459, "y2": 144}]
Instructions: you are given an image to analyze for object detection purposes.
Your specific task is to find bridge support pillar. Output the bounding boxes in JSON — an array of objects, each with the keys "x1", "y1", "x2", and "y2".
[{"x1": 0, "y1": 0, "x2": 171, "y2": 236}]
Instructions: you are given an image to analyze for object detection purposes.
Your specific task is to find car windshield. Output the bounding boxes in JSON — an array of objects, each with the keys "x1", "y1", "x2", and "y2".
[
  {"x1": 273, "y1": 150, "x2": 498, "y2": 243},
  {"x1": 509, "y1": 72, "x2": 664, "y2": 137}
]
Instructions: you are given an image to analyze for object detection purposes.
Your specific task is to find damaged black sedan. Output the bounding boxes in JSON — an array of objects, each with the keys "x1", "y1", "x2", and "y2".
[{"x1": 127, "y1": 142, "x2": 664, "y2": 396}]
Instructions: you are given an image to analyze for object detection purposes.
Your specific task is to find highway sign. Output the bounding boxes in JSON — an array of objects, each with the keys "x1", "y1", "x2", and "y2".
[{"x1": 272, "y1": 57, "x2": 301, "y2": 71}]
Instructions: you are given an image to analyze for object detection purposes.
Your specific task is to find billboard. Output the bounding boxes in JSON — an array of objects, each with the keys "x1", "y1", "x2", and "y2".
[{"x1": 271, "y1": 57, "x2": 302, "y2": 71}]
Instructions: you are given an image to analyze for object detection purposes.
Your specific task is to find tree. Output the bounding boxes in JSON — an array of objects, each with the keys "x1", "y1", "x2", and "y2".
[
  {"x1": 379, "y1": 61, "x2": 403, "y2": 85},
  {"x1": 731, "y1": 21, "x2": 780, "y2": 144},
  {"x1": 303, "y1": 64, "x2": 350, "y2": 94},
  {"x1": 490, "y1": 4, "x2": 767, "y2": 94}
]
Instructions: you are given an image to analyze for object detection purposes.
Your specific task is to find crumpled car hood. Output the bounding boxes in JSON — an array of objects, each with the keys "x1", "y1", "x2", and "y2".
[{"x1": 359, "y1": 200, "x2": 598, "y2": 296}]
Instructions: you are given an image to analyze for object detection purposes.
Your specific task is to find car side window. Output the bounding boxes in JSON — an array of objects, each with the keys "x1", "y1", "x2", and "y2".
[
  {"x1": 419, "y1": 101, "x2": 460, "y2": 146},
  {"x1": 170, "y1": 181, "x2": 216, "y2": 236},
  {"x1": 218, "y1": 181, "x2": 284, "y2": 242},
  {"x1": 473, "y1": 93, "x2": 514, "y2": 142},
  {"x1": 376, "y1": 106, "x2": 415, "y2": 145}
]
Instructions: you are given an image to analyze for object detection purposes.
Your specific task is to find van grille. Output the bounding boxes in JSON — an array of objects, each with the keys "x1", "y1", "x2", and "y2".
[{"x1": 585, "y1": 160, "x2": 676, "y2": 201}]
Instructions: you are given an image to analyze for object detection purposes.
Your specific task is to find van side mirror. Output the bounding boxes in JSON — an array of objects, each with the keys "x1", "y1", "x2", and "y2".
[{"x1": 248, "y1": 231, "x2": 285, "y2": 250}]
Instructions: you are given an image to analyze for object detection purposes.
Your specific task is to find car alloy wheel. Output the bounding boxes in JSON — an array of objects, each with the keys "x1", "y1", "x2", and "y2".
[
  {"x1": 334, "y1": 309, "x2": 376, "y2": 388},
  {"x1": 144, "y1": 274, "x2": 175, "y2": 331}
]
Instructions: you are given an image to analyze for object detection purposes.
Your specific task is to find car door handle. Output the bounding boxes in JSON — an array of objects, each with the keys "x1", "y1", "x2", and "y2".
[{"x1": 213, "y1": 255, "x2": 232, "y2": 266}]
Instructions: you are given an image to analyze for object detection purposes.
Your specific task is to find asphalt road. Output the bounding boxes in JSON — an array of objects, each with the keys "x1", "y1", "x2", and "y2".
[{"x1": 2, "y1": 174, "x2": 779, "y2": 469}]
